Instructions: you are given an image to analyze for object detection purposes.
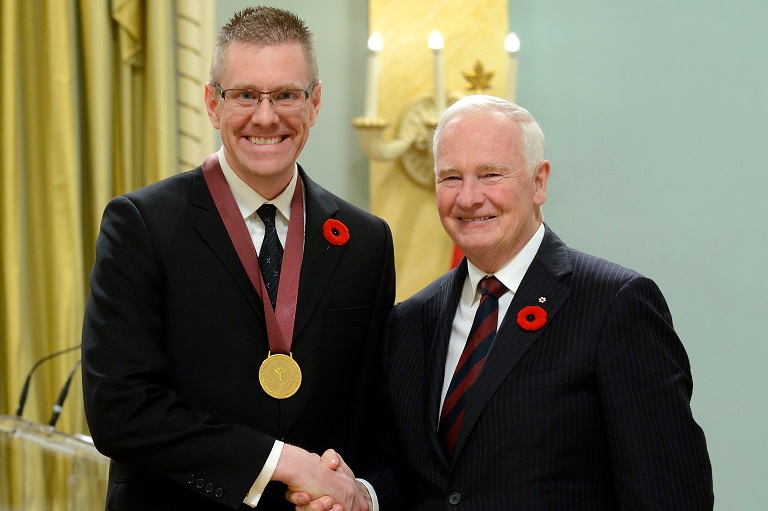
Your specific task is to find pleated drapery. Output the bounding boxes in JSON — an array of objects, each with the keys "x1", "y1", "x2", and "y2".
[{"x1": 0, "y1": 0, "x2": 214, "y2": 507}]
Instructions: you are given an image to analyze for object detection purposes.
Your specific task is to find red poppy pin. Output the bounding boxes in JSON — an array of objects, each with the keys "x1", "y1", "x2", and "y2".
[
  {"x1": 322, "y1": 218, "x2": 350, "y2": 246},
  {"x1": 516, "y1": 305, "x2": 547, "y2": 331}
]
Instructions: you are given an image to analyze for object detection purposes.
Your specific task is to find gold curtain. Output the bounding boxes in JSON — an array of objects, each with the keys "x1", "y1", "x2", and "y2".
[{"x1": 0, "y1": 0, "x2": 179, "y2": 507}]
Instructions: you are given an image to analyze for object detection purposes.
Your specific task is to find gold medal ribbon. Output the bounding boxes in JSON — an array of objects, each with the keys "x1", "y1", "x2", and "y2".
[{"x1": 203, "y1": 153, "x2": 304, "y2": 398}]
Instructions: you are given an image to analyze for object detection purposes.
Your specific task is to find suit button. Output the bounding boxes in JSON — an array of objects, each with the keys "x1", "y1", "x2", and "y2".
[
  {"x1": 448, "y1": 492, "x2": 461, "y2": 505},
  {"x1": 205, "y1": 482, "x2": 214, "y2": 493},
  {"x1": 187, "y1": 474, "x2": 195, "y2": 484},
  {"x1": 214, "y1": 488, "x2": 224, "y2": 498},
  {"x1": 195, "y1": 478, "x2": 205, "y2": 489}
]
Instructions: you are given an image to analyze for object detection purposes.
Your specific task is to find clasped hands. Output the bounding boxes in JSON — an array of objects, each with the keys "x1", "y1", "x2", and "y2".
[{"x1": 278, "y1": 444, "x2": 371, "y2": 511}]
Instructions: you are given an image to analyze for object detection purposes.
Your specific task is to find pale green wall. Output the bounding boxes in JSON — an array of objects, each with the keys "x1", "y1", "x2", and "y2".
[
  {"x1": 215, "y1": 2, "x2": 767, "y2": 508},
  {"x1": 509, "y1": 2, "x2": 767, "y2": 509}
]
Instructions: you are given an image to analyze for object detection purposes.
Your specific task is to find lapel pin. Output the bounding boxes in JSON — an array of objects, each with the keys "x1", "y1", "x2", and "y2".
[
  {"x1": 538, "y1": 296, "x2": 546, "y2": 303},
  {"x1": 517, "y1": 305, "x2": 547, "y2": 331}
]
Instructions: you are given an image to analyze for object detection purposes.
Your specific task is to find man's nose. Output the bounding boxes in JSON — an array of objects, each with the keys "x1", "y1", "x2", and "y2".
[
  {"x1": 250, "y1": 96, "x2": 280, "y2": 124},
  {"x1": 455, "y1": 177, "x2": 484, "y2": 207}
]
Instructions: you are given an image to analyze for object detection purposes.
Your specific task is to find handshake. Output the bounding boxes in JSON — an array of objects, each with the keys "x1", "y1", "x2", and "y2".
[{"x1": 277, "y1": 444, "x2": 373, "y2": 511}]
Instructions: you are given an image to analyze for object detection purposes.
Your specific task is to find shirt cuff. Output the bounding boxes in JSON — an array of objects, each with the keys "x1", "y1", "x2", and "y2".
[
  {"x1": 356, "y1": 478, "x2": 379, "y2": 511},
  {"x1": 243, "y1": 440, "x2": 284, "y2": 507}
]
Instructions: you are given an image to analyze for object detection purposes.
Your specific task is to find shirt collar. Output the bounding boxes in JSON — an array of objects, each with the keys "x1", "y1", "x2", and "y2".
[
  {"x1": 217, "y1": 146, "x2": 298, "y2": 221},
  {"x1": 464, "y1": 223, "x2": 546, "y2": 304}
]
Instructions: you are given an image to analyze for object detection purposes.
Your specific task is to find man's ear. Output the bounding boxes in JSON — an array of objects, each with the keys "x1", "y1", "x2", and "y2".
[
  {"x1": 533, "y1": 160, "x2": 551, "y2": 206},
  {"x1": 308, "y1": 81, "x2": 322, "y2": 127},
  {"x1": 204, "y1": 83, "x2": 221, "y2": 129}
]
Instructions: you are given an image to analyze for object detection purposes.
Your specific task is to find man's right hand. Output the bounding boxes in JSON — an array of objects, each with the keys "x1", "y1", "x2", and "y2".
[{"x1": 275, "y1": 445, "x2": 369, "y2": 511}]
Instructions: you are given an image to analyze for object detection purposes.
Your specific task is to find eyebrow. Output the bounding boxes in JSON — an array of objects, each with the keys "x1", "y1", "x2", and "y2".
[
  {"x1": 436, "y1": 162, "x2": 507, "y2": 175},
  {"x1": 477, "y1": 162, "x2": 507, "y2": 171},
  {"x1": 223, "y1": 82, "x2": 305, "y2": 91}
]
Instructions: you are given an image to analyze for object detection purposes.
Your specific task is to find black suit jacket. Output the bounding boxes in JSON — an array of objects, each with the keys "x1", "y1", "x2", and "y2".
[
  {"x1": 82, "y1": 164, "x2": 395, "y2": 510},
  {"x1": 382, "y1": 226, "x2": 713, "y2": 510}
]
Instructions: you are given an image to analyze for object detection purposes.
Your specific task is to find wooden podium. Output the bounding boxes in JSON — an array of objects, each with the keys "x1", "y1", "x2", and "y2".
[{"x1": 0, "y1": 415, "x2": 109, "y2": 510}]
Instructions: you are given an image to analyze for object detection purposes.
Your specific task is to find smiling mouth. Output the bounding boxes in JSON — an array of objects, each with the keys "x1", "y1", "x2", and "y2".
[
  {"x1": 459, "y1": 216, "x2": 493, "y2": 222},
  {"x1": 247, "y1": 136, "x2": 284, "y2": 145}
]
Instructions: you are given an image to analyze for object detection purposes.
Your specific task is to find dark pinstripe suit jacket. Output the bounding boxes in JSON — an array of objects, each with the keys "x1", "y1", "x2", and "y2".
[{"x1": 382, "y1": 226, "x2": 713, "y2": 510}]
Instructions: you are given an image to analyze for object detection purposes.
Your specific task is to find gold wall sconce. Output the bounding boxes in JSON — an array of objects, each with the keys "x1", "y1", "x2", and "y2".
[{"x1": 352, "y1": 31, "x2": 520, "y2": 188}]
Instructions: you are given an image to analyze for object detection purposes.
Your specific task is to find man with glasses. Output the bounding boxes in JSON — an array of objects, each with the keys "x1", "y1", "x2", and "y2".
[{"x1": 82, "y1": 7, "x2": 394, "y2": 511}]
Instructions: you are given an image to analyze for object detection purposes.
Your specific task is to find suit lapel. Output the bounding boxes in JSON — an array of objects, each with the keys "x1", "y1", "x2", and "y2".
[
  {"x1": 424, "y1": 262, "x2": 467, "y2": 469},
  {"x1": 293, "y1": 166, "x2": 342, "y2": 342},
  {"x1": 190, "y1": 168, "x2": 264, "y2": 320},
  {"x1": 451, "y1": 227, "x2": 574, "y2": 462}
]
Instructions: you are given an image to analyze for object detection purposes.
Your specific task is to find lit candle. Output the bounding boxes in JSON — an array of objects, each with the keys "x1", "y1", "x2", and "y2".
[
  {"x1": 364, "y1": 32, "x2": 383, "y2": 118},
  {"x1": 428, "y1": 30, "x2": 446, "y2": 113},
  {"x1": 504, "y1": 32, "x2": 521, "y2": 102}
]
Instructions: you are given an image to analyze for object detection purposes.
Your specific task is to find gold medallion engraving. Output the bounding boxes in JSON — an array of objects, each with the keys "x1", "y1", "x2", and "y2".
[{"x1": 259, "y1": 353, "x2": 302, "y2": 399}]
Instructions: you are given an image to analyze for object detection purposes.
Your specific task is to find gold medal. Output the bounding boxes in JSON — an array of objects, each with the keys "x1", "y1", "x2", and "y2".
[{"x1": 259, "y1": 353, "x2": 302, "y2": 399}]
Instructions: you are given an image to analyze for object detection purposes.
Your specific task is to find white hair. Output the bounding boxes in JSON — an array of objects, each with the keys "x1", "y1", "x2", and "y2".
[{"x1": 433, "y1": 95, "x2": 545, "y2": 176}]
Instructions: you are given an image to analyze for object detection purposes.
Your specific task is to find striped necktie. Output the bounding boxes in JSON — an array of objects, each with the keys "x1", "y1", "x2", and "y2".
[{"x1": 439, "y1": 275, "x2": 507, "y2": 455}]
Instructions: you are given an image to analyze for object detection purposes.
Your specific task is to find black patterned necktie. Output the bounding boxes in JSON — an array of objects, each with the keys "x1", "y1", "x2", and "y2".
[
  {"x1": 439, "y1": 275, "x2": 507, "y2": 455},
  {"x1": 256, "y1": 204, "x2": 283, "y2": 309}
]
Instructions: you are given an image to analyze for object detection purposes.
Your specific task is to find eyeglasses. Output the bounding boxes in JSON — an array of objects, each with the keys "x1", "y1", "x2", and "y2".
[{"x1": 214, "y1": 82, "x2": 317, "y2": 110}]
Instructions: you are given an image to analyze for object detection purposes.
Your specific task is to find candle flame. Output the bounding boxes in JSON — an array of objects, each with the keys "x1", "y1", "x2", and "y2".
[
  {"x1": 504, "y1": 32, "x2": 521, "y2": 53},
  {"x1": 368, "y1": 32, "x2": 383, "y2": 52},
  {"x1": 428, "y1": 30, "x2": 444, "y2": 50}
]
